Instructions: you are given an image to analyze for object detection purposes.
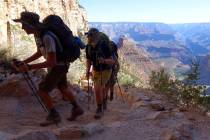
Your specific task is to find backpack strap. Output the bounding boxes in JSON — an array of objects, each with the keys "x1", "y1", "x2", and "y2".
[
  {"x1": 110, "y1": 41, "x2": 118, "y2": 60},
  {"x1": 43, "y1": 31, "x2": 63, "y2": 52},
  {"x1": 87, "y1": 45, "x2": 92, "y2": 59}
]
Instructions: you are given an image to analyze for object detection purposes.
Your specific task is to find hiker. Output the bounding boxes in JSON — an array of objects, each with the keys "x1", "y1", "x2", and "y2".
[
  {"x1": 85, "y1": 28, "x2": 115, "y2": 119},
  {"x1": 106, "y1": 41, "x2": 120, "y2": 101},
  {"x1": 12, "y1": 12, "x2": 84, "y2": 126}
]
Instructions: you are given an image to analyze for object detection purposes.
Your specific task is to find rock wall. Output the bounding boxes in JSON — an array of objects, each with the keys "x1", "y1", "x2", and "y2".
[
  {"x1": 118, "y1": 36, "x2": 159, "y2": 87},
  {"x1": 0, "y1": 0, "x2": 88, "y2": 57}
]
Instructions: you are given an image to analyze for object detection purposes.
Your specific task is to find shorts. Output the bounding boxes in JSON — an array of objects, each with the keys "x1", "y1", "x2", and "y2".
[
  {"x1": 92, "y1": 69, "x2": 112, "y2": 86},
  {"x1": 39, "y1": 65, "x2": 69, "y2": 92}
]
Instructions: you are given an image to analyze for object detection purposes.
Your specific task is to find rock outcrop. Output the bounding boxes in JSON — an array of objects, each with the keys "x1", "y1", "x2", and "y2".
[
  {"x1": 118, "y1": 36, "x2": 159, "y2": 87},
  {"x1": 198, "y1": 55, "x2": 210, "y2": 85},
  {"x1": 0, "y1": 0, "x2": 88, "y2": 57}
]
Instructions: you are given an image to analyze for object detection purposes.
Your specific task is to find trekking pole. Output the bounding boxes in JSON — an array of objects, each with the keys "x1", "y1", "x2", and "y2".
[
  {"x1": 111, "y1": 54, "x2": 125, "y2": 103},
  {"x1": 87, "y1": 74, "x2": 90, "y2": 110},
  {"x1": 22, "y1": 72, "x2": 49, "y2": 113},
  {"x1": 115, "y1": 75, "x2": 125, "y2": 103},
  {"x1": 100, "y1": 62, "x2": 104, "y2": 113},
  {"x1": 12, "y1": 59, "x2": 48, "y2": 113},
  {"x1": 92, "y1": 80, "x2": 95, "y2": 104}
]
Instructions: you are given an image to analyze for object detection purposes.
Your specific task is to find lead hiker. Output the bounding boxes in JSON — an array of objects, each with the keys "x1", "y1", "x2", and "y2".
[
  {"x1": 85, "y1": 28, "x2": 115, "y2": 119},
  {"x1": 12, "y1": 12, "x2": 84, "y2": 126}
]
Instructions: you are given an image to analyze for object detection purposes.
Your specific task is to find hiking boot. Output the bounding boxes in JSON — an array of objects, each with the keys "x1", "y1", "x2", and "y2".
[
  {"x1": 67, "y1": 107, "x2": 84, "y2": 121},
  {"x1": 40, "y1": 110, "x2": 61, "y2": 127},
  {"x1": 94, "y1": 108, "x2": 103, "y2": 119}
]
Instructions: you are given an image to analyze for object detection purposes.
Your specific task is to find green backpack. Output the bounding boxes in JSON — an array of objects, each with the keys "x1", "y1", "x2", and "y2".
[{"x1": 87, "y1": 32, "x2": 117, "y2": 59}]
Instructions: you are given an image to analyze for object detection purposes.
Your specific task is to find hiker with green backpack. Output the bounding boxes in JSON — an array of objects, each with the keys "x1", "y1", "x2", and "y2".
[
  {"x1": 12, "y1": 12, "x2": 84, "y2": 126},
  {"x1": 85, "y1": 28, "x2": 115, "y2": 119}
]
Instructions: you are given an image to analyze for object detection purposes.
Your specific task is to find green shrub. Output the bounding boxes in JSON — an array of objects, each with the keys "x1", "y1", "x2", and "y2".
[
  {"x1": 118, "y1": 72, "x2": 135, "y2": 86},
  {"x1": 173, "y1": 81, "x2": 207, "y2": 108},
  {"x1": 149, "y1": 60, "x2": 208, "y2": 109},
  {"x1": 0, "y1": 48, "x2": 16, "y2": 70},
  {"x1": 21, "y1": 35, "x2": 33, "y2": 42},
  {"x1": 149, "y1": 68, "x2": 173, "y2": 95}
]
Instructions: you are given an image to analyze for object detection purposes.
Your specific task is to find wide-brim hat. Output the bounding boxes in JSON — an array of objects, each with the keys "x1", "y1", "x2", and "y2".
[
  {"x1": 13, "y1": 11, "x2": 45, "y2": 28},
  {"x1": 85, "y1": 28, "x2": 99, "y2": 37}
]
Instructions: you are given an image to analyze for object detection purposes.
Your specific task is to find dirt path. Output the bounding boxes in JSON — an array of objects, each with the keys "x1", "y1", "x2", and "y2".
[{"x1": 1, "y1": 83, "x2": 210, "y2": 140}]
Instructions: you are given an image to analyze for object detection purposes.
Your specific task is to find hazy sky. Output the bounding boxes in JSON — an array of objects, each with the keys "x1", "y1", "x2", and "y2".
[{"x1": 79, "y1": 0, "x2": 210, "y2": 23}]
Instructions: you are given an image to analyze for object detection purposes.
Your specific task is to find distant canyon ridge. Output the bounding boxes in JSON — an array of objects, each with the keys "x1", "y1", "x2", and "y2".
[{"x1": 90, "y1": 22, "x2": 210, "y2": 84}]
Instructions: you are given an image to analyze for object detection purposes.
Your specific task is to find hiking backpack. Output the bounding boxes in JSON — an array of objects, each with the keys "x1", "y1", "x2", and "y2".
[
  {"x1": 109, "y1": 40, "x2": 118, "y2": 60},
  {"x1": 42, "y1": 15, "x2": 84, "y2": 63},
  {"x1": 87, "y1": 32, "x2": 118, "y2": 61}
]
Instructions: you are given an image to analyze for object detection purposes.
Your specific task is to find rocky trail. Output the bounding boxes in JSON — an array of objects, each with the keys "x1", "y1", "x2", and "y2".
[{"x1": 0, "y1": 73, "x2": 210, "y2": 140}]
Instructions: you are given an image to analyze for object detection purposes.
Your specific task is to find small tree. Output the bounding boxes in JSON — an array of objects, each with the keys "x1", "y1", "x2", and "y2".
[
  {"x1": 149, "y1": 68, "x2": 173, "y2": 95},
  {"x1": 185, "y1": 59, "x2": 200, "y2": 85},
  {"x1": 149, "y1": 59, "x2": 208, "y2": 109}
]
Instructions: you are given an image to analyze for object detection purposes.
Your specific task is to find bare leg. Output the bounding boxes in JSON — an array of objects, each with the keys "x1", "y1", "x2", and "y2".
[
  {"x1": 59, "y1": 87, "x2": 76, "y2": 103},
  {"x1": 94, "y1": 83, "x2": 103, "y2": 105},
  {"x1": 94, "y1": 82, "x2": 104, "y2": 119},
  {"x1": 59, "y1": 87, "x2": 84, "y2": 121},
  {"x1": 38, "y1": 90, "x2": 61, "y2": 126},
  {"x1": 38, "y1": 90, "x2": 54, "y2": 110},
  {"x1": 109, "y1": 85, "x2": 114, "y2": 101}
]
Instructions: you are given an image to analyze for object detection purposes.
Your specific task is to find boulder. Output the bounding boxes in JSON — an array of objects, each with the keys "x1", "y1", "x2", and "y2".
[
  {"x1": 53, "y1": 123, "x2": 105, "y2": 139},
  {"x1": 82, "y1": 122, "x2": 105, "y2": 136},
  {"x1": 12, "y1": 130, "x2": 57, "y2": 140},
  {"x1": 107, "y1": 121, "x2": 127, "y2": 128},
  {"x1": 175, "y1": 122, "x2": 193, "y2": 139},
  {"x1": 160, "y1": 129, "x2": 180, "y2": 140},
  {"x1": 0, "y1": 131, "x2": 13, "y2": 140},
  {"x1": 160, "y1": 122, "x2": 193, "y2": 140},
  {"x1": 178, "y1": 106, "x2": 188, "y2": 112},
  {"x1": 149, "y1": 101, "x2": 165, "y2": 111},
  {"x1": 0, "y1": 74, "x2": 30, "y2": 97},
  {"x1": 132, "y1": 101, "x2": 148, "y2": 109},
  {"x1": 145, "y1": 111, "x2": 163, "y2": 120},
  {"x1": 53, "y1": 125, "x2": 84, "y2": 140},
  {"x1": 206, "y1": 111, "x2": 210, "y2": 117}
]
